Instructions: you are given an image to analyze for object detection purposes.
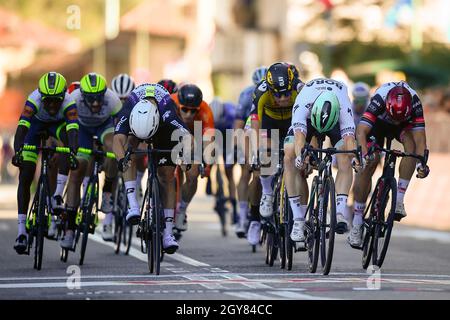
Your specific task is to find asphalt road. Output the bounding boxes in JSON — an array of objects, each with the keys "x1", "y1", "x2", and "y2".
[{"x1": 0, "y1": 184, "x2": 450, "y2": 301}]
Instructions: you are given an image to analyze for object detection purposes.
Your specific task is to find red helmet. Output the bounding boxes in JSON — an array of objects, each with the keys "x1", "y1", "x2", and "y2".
[
  {"x1": 68, "y1": 81, "x2": 80, "y2": 94},
  {"x1": 386, "y1": 85, "x2": 412, "y2": 121}
]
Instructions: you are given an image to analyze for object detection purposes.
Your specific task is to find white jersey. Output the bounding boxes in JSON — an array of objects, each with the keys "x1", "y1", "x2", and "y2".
[
  {"x1": 291, "y1": 78, "x2": 355, "y2": 138},
  {"x1": 71, "y1": 88, "x2": 122, "y2": 127},
  {"x1": 27, "y1": 89, "x2": 75, "y2": 123}
]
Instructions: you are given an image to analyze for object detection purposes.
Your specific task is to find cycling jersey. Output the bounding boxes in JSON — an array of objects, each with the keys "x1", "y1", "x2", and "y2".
[
  {"x1": 171, "y1": 94, "x2": 215, "y2": 136},
  {"x1": 291, "y1": 78, "x2": 355, "y2": 139},
  {"x1": 360, "y1": 81, "x2": 425, "y2": 131},
  {"x1": 214, "y1": 102, "x2": 236, "y2": 132},
  {"x1": 236, "y1": 85, "x2": 255, "y2": 122},
  {"x1": 70, "y1": 88, "x2": 122, "y2": 127},
  {"x1": 115, "y1": 83, "x2": 189, "y2": 137},
  {"x1": 20, "y1": 90, "x2": 78, "y2": 131},
  {"x1": 250, "y1": 78, "x2": 302, "y2": 121}
]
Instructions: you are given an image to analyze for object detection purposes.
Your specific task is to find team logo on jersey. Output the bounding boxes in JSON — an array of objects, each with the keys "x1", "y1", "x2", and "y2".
[{"x1": 162, "y1": 111, "x2": 171, "y2": 121}]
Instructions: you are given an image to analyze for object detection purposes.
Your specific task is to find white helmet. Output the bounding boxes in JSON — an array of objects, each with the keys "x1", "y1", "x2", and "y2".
[
  {"x1": 352, "y1": 82, "x2": 370, "y2": 98},
  {"x1": 209, "y1": 97, "x2": 224, "y2": 122},
  {"x1": 129, "y1": 100, "x2": 160, "y2": 140},
  {"x1": 111, "y1": 73, "x2": 135, "y2": 99}
]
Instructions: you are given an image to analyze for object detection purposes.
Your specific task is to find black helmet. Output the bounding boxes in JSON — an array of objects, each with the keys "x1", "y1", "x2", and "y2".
[
  {"x1": 177, "y1": 84, "x2": 203, "y2": 108},
  {"x1": 158, "y1": 79, "x2": 178, "y2": 94},
  {"x1": 266, "y1": 62, "x2": 294, "y2": 94}
]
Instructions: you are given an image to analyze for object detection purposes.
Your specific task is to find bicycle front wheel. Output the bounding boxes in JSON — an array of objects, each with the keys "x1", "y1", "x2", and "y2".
[
  {"x1": 372, "y1": 178, "x2": 396, "y2": 268},
  {"x1": 307, "y1": 177, "x2": 319, "y2": 274},
  {"x1": 319, "y1": 176, "x2": 336, "y2": 275},
  {"x1": 151, "y1": 177, "x2": 163, "y2": 275},
  {"x1": 79, "y1": 181, "x2": 97, "y2": 266},
  {"x1": 34, "y1": 183, "x2": 46, "y2": 270}
]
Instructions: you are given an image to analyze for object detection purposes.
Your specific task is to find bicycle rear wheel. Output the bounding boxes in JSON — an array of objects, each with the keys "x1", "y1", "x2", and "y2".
[
  {"x1": 319, "y1": 176, "x2": 336, "y2": 275},
  {"x1": 372, "y1": 178, "x2": 396, "y2": 268}
]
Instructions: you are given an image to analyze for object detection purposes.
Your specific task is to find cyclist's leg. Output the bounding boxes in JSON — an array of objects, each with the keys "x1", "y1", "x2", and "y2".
[
  {"x1": 51, "y1": 123, "x2": 71, "y2": 214},
  {"x1": 122, "y1": 136, "x2": 140, "y2": 223},
  {"x1": 63, "y1": 123, "x2": 93, "y2": 247},
  {"x1": 14, "y1": 120, "x2": 42, "y2": 252},
  {"x1": 396, "y1": 127, "x2": 416, "y2": 218},
  {"x1": 100, "y1": 126, "x2": 117, "y2": 239},
  {"x1": 176, "y1": 163, "x2": 200, "y2": 230},
  {"x1": 284, "y1": 130, "x2": 308, "y2": 242},
  {"x1": 135, "y1": 142, "x2": 147, "y2": 203}
]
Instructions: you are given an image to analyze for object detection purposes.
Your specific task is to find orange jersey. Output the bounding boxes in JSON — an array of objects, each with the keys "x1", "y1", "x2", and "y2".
[{"x1": 171, "y1": 93, "x2": 215, "y2": 136}]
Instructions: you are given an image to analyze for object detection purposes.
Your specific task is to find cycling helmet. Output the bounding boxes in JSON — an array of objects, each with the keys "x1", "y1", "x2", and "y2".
[
  {"x1": 284, "y1": 62, "x2": 300, "y2": 79},
  {"x1": 177, "y1": 84, "x2": 203, "y2": 108},
  {"x1": 129, "y1": 100, "x2": 160, "y2": 140},
  {"x1": 68, "y1": 81, "x2": 80, "y2": 94},
  {"x1": 80, "y1": 73, "x2": 107, "y2": 107},
  {"x1": 252, "y1": 66, "x2": 268, "y2": 85},
  {"x1": 386, "y1": 84, "x2": 412, "y2": 121},
  {"x1": 111, "y1": 73, "x2": 135, "y2": 99},
  {"x1": 209, "y1": 98, "x2": 224, "y2": 122},
  {"x1": 266, "y1": 62, "x2": 294, "y2": 95},
  {"x1": 38, "y1": 72, "x2": 67, "y2": 99},
  {"x1": 311, "y1": 91, "x2": 340, "y2": 133},
  {"x1": 352, "y1": 82, "x2": 370, "y2": 99},
  {"x1": 158, "y1": 79, "x2": 178, "y2": 94}
]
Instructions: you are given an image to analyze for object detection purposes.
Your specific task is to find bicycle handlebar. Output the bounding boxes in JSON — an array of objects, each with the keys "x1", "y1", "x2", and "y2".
[
  {"x1": 367, "y1": 137, "x2": 429, "y2": 167},
  {"x1": 77, "y1": 147, "x2": 116, "y2": 159},
  {"x1": 22, "y1": 145, "x2": 72, "y2": 154}
]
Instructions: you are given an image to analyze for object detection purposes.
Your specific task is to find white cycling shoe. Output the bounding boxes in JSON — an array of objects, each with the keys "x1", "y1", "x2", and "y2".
[
  {"x1": 395, "y1": 203, "x2": 407, "y2": 221},
  {"x1": 126, "y1": 207, "x2": 141, "y2": 225},
  {"x1": 336, "y1": 214, "x2": 349, "y2": 234},
  {"x1": 163, "y1": 234, "x2": 179, "y2": 254},
  {"x1": 102, "y1": 223, "x2": 114, "y2": 242},
  {"x1": 348, "y1": 224, "x2": 363, "y2": 248},
  {"x1": 259, "y1": 194, "x2": 274, "y2": 218},
  {"x1": 290, "y1": 220, "x2": 306, "y2": 242},
  {"x1": 247, "y1": 221, "x2": 261, "y2": 246},
  {"x1": 60, "y1": 230, "x2": 74, "y2": 249}
]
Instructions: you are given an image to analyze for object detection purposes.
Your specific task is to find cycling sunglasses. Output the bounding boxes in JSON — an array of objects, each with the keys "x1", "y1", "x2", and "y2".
[
  {"x1": 84, "y1": 93, "x2": 105, "y2": 104},
  {"x1": 181, "y1": 106, "x2": 199, "y2": 114},
  {"x1": 41, "y1": 95, "x2": 64, "y2": 102},
  {"x1": 271, "y1": 89, "x2": 292, "y2": 98}
]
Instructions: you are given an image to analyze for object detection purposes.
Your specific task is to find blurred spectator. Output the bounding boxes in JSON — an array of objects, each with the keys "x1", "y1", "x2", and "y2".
[
  {"x1": 1, "y1": 135, "x2": 15, "y2": 184},
  {"x1": 441, "y1": 90, "x2": 450, "y2": 114}
]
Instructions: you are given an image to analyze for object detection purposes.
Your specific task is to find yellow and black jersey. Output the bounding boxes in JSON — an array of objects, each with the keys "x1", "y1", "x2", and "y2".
[{"x1": 249, "y1": 78, "x2": 303, "y2": 121}]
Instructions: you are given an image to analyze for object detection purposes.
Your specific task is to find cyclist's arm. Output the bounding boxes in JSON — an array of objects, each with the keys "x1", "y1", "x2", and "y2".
[
  {"x1": 337, "y1": 89, "x2": 357, "y2": 151},
  {"x1": 410, "y1": 95, "x2": 427, "y2": 157},
  {"x1": 356, "y1": 123, "x2": 371, "y2": 156},
  {"x1": 291, "y1": 91, "x2": 309, "y2": 156},
  {"x1": 14, "y1": 98, "x2": 37, "y2": 151},
  {"x1": 113, "y1": 133, "x2": 127, "y2": 161},
  {"x1": 63, "y1": 101, "x2": 79, "y2": 151}
]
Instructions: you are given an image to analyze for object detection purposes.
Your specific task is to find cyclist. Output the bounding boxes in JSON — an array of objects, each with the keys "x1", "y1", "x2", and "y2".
[
  {"x1": 113, "y1": 83, "x2": 192, "y2": 253},
  {"x1": 349, "y1": 81, "x2": 429, "y2": 247},
  {"x1": 111, "y1": 73, "x2": 136, "y2": 103},
  {"x1": 248, "y1": 62, "x2": 303, "y2": 246},
  {"x1": 285, "y1": 78, "x2": 359, "y2": 244},
  {"x1": 12, "y1": 72, "x2": 79, "y2": 254},
  {"x1": 158, "y1": 79, "x2": 178, "y2": 94},
  {"x1": 110, "y1": 73, "x2": 146, "y2": 201},
  {"x1": 68, "y1": 81, "x2": 80, "y2": 94},
  {"x1": 171, "y1": 84, "x2": 215, "y2": 234},
  {"x1": 351, "y1": 82, "x2": 371, "y2": 125},
  {"x1": 63, "y1": 73, "x2": 122, "y2": 247},
  {"x1": 209, "y1": 97, "x2": 237, "y2": 225},
  {"x1": 234, "y1": 66, "x2": 267, "y2": 238}
]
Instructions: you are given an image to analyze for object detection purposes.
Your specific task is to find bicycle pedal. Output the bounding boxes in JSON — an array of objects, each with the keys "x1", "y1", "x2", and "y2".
[{"x1": 394, "y1": 213, "x2": 404, "y2": 222}]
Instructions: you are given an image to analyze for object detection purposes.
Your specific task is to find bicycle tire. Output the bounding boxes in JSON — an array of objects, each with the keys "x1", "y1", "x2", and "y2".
[
  {"x1": 307, "y1": 177, "x2": 319, "y2": 273},
  {"x1": 279, "y1": 224, "x2": 286, "y2": 269},
  {"x1": 114, "y1": 217, "x2": 123, "y2": 254},
  {"x1": 34, "y1": 183, "x2": 46, "y2": 270},
  {"x1": 79, "y1": 180, "x2": 97, "y2": 266},
  {"x1": 125, "y1": 223, "x2": 133, "y2": 255},
  {"x1": 320, "y1": 176, "x2": 336, "y2": 275},
  {"x1": 362, "y1": 182, "x2": 379, "y2": 269},
  {"x1": 283, "y1": 188, "x2": 294, "y2": 271},
  {"x1": 372, "y1": 178, "x2": 396, "y2": 268},
  {"x1": 152, "y1": 177, "x2": 162, "y2": 275},
  {"x1": 113, "y1": 176, "x2": 125, "y2": 254},
  {"x1": 60, "y1": 248, "x2": 68, "y2": 262}
]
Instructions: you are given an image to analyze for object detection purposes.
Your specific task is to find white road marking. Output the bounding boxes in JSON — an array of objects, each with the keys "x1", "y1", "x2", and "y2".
[
  {"x1": 268, "y1": 290, "x2": 337, "y2": 300},
  {"x1": 182, "y1": 275, "x2": 228, "y2": 290},
  {"x1": 224, "y1": 291, "x2": 277, "y2": 300},
  {"x1": 220, "y1": 274, "x2": 273, "y2": 289}
]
